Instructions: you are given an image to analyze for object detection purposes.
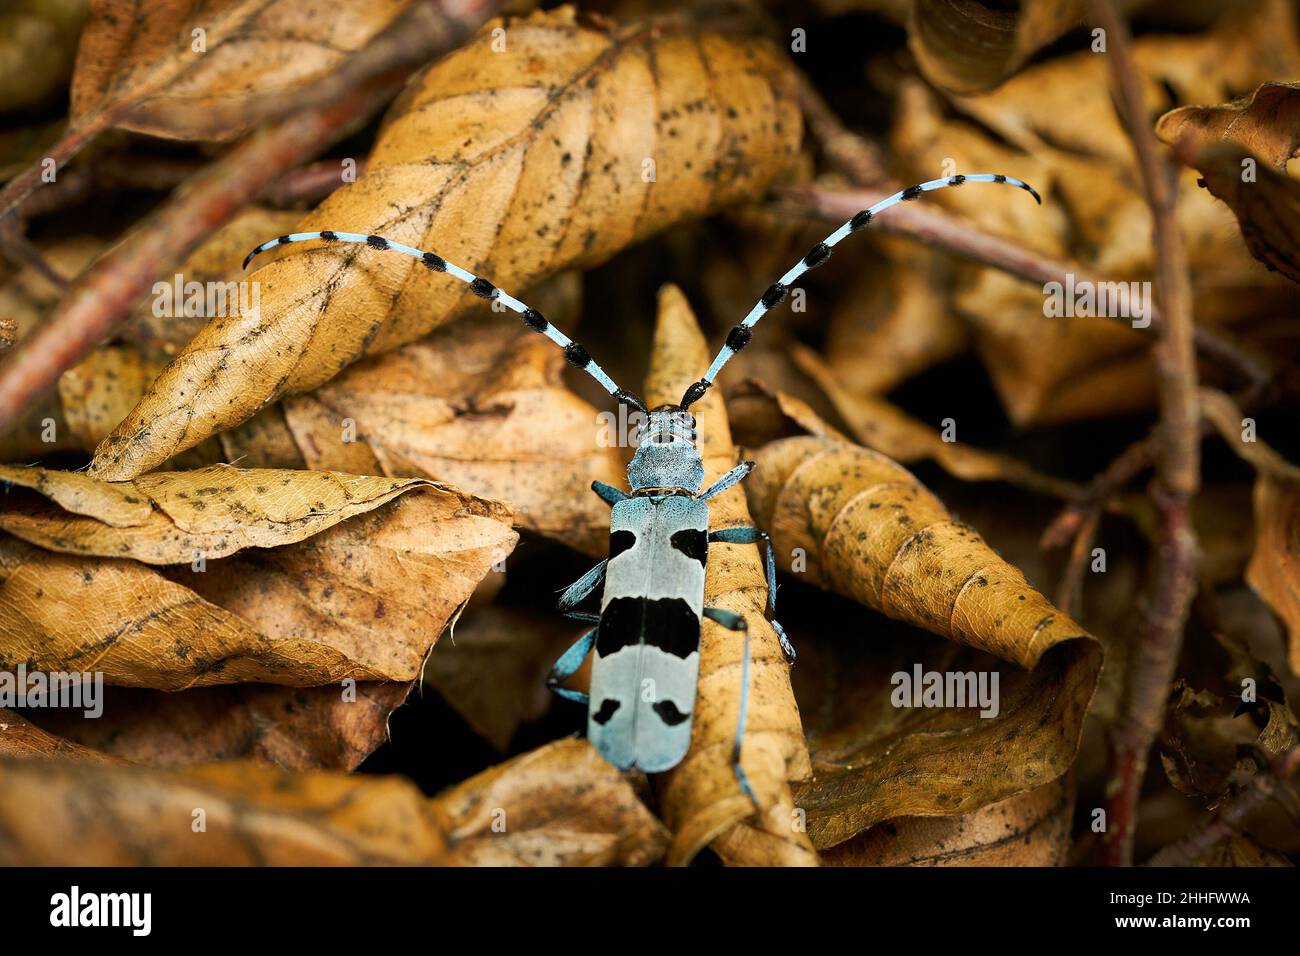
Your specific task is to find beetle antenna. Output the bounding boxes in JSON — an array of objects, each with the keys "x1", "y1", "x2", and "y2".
[
  {"x1": 679, "y1": 173, "x2": 1042, "y2": 409},
  {"x1": 244, "y1": 231, "x2": 647, "y2": 414}
]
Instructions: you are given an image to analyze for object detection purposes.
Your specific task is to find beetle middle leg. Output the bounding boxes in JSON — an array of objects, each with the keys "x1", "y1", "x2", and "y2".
[{"x1": 709, "y1": 526, "x2": 796, "y2": 663}]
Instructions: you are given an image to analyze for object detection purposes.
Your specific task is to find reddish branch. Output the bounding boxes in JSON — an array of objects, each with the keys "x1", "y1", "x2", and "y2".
[
  {"x1": 1090, "y1": 0, "x2": 1201, "y2": 867},
  {"x1": 0, "y1": 75, "x2": 403, "y2": 435}
]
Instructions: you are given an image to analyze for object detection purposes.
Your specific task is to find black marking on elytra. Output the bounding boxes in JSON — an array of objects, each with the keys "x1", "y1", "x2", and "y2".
[
  {"x1": 609, "y1": 529, "x2": 636, "y2": 560},
  {"x1": 725, "y1": 324, "x2": 751, "y2": 352},
  {"x1": 320, "y1": 230, "x2": 338, "y2": 242},
  {"x1": 564, "y1": 342, "x2": 591, "y2": 368},
  {"x1": 680, "y1": 379, "x2": 710, "y2": 408},
  {"x1": 670, "y1": 528, "x2": 707, "y2": 565},
  {"x1": 652, "y1": 700, "x2": 690, "y2": 726},
  {"x1": 421, "y1": 251, "x2": 446, "y2": 271},
  {"x1": 366, "y1": 235, "x2": 389, "y2": 250},
  {"x1": 949, "y1": 175, "x2": 966, "y2": 186},
  {"x1": 850, "y1": 209, "x2": 873, "y2": 231},
  {"x1": 761, "y1": 282, "x2": 788, "y2": 308},
  {"x1": 593, "y1": 698, "x2": 621, "y2": 725},
  {"x1": 803, "y1": 242, "x2": 832, "y2": 268},
  {"x1": 597, "y1": 597, "x2": 700, "y2": 659},
  {"x1": 901, "y1": 184, "x2": 923, "y2": 201},
  {"x1": 470, "y1": 277, "x2": 497, "y2": 299},
  {"x1": 522, "y1": 307, "x2": 547, "y2": 331}
]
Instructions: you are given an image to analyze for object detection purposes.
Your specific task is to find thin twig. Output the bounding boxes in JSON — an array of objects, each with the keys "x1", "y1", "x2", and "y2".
[
  {"x1": 0, "y1": 221, "x2": 70, "y2": 292},
  {"x1": 1091, "y1": 0, "x2": 1201, "y2": 868},
  {"x1": 1055, "y1": 509, "x2": 1099, "y2": 617},
  {"x1": 1145, "y1": 749, "x2": 1300, "y2": 866},
  {"x1": 258, "y1": 159, "x2": 370, "y2": 207},
  {"x1": 0, "y1": 75, "x2": 404, "y2": 435}
]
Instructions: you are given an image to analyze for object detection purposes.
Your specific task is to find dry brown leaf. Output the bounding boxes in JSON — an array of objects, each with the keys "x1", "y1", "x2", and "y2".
[
  {"x1": 0, "y1": 0, "x2": 87, "y2": 112},
  {"x1": 423, "y1": 605, "x2": 580, "y2": 751},
  {"x1": 0, "y1": 480, "x2": 516, "y2": 689},
  {"x1": 0, "y1": 738, "x2": 668, "y2": 865},
  {"x1": 89, "y1": 7, "x2": 803, "y2": 480},
  {"x1": 123, "y1": 206, "x2": 305, "y2": 355},
  {"x1": 742, "y1": 436, "x2": 1100, "y2": 845},
  {"x1": 0, "y1": 708, "x2": 123, "y2": 764},
  {"x1": 25, "y1": 682, "x2": 411, "y2": 770},
  {"x1": 791, "y1": 345, "x2": 1079, "y2": 497},
  {"x1": 822, "y1": 777, "x2": 1074, "y2": 866},
  {"x1": 0, "y1": 464, "x2": 439, "y2": 563},
  {"x1": 947, "y1": 1, "x2": 1300, "y2": 167},
  {"x1": 1200, "y1": 388, "x2": 1300, "y2": 674},
  {"x1": 1157, "y1": 81, "x2": 1300, "y2": 169},
  {"x1": 1245, "y1": 478, "x2": 1300, "y2": 676},
  {"x1": 787, "y1": 595, "x2": 1098, "y2": 848},
  {"x1": 70, "y1": 0, "x2": 415, "y2": 141},
  {"x1": 907, "y1": 0, "x2": 1084, "y2": 95},
  {"x1": 645, "y1": 285, "x2": 814, "y2": 867},
  {"x1": 0, "y1": 238, "x2": 104, "y2": 461},
  {"x1": 1174, "y1": 144, "x2": 1300, "y2": 283},
  {"x1": 282, "y1": 310, "x2": 625, "y2": 556},
  {"x1": 823, "y1": 240, "x2": 969, "y2": 397},
  {"x1": 892, "y1": 77, "x2": 1277, "y2": 426}
]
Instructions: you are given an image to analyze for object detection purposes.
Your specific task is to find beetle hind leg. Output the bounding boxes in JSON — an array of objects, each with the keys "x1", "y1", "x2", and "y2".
[{"x1": 703, "y1": 607, "x2": 760, "y2": 810}]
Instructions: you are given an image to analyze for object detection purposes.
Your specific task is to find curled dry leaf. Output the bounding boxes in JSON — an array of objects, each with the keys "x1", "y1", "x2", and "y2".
[
  {"x1": 907, "y1": 0, "x2": 1083, "y2": 95},
  {"x1": 647, "y1": 286, "x2": 814, "y2": 867},
  {"x1": 746, "y1": 436, "x2": 1101, "y2": 670},
  {"x1": 1158, "y1": 124, "x2": 1300, "y2": 281},
  {"x1": 744, "y1": 436, "x2": 1101, "y2": 845},
  {"x1": 0, "y1": 738, "x2": 669, "y2": 865},
  {"x1": 70, "y1": 0, "x2": 415, "y2": 141},
  {"x1": 822, "y1": 777, "x2": 1074, "y2": 866},
  {"x1": 1155, "y1": 80, "x2": 1300, "y2": 282},
  {"x1": 282, "y1": 309, "x2": 625, "y2": 557},
  {"x1": 0, "y1": 474, "x2": 516, "y2": 689},
  {"x1": 89, "y1": 7, "x2": 803, "y2": 480},
  {"x1": 787, "y1": 595, "x2": 1098, "y2": 848},
  {"x1": 1157, "y1": 81, "x2": 1300, "y2": 169}
]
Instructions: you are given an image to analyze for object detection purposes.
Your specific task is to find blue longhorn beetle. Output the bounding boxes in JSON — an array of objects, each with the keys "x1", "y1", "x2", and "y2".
[{"x1": 245, "y1": 172, "x2": 1041, "y2": 802}]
